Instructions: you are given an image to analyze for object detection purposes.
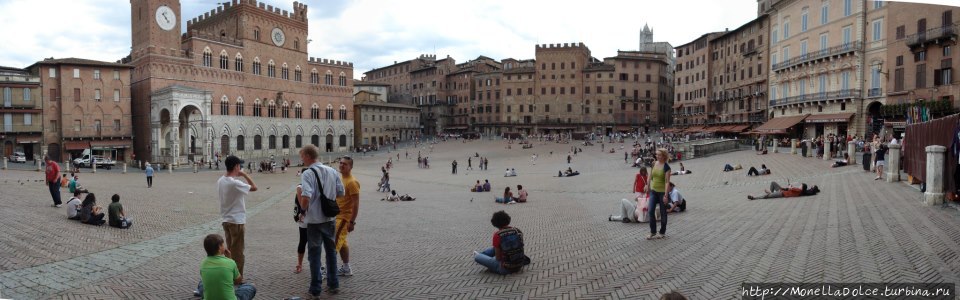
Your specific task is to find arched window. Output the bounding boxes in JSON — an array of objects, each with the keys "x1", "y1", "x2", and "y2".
[
  {"x1": 338, "y1": 72, "x2": 347, "y2": 86},
  {"x1": 267, "y1": 60, "x2": 276, "y2": 77},
  {"x1": 253, "y1": 99, "x2": 262, "y2": 117},
  {"x1": 220, "y1": 96, "x2": 229, "y2": 115},
  {"x1": 282, "y1": 135, "x2": 290, "y2": 148},
  {"x1": 310, "y1": 69, "x2": 319, "y2": 84},
  {"x1": 295, "y1": 135, "x2": 302, "y2": 148},
  {"x1": 339, "y1": 105, "x2": 347, "y2": 120},
  {"x1": 219, "y1": 50, "x2": 229, "y2": 69},
  {"x1": 202, "y1": 47, "x2": 212, "y2": 67},
  {"x1": 281, "y1": 63, "x2": 289, "y2": 80},
  {"x1": 252, "y1": 57, "x2": 261, "y2": 75},
  {"x1": 281, "y1": 101, "x2": 290, "y2": 118},
  {"x1": 339, "y1": 134, "x2": 347, "y2": 147},
  {"x1": 254, "y1": 135, "x2": 262, "y2": 150},
  {"x1": 236, "y1": 135, "x2": 245, "y2": 150},
  {"x1": 325, "y1": 104, "x2": 334, "y2": 119},
  {"x1": 235, "y1": 53, "x2": 244, "y2": 72},
  {"x1": 294, "y1": 38, "x2": 300, "y2": 50},
  {"x1": 253, "y1": 27, "x2": 260, "y2": 41},
  {"x1": 235, "y1": 97, "x2": 244, "y2": 116},
  {"x1": 294, "y1": 102, "x2": 303, "y2": 119},
  {"x1": 324, "y1": 70, "x2": 333, "y2": 85},
  {"x1": 311, "y1": 104, "x2": 320, "y2": 119},
  {"x1": 294, "y1": 66, "x2": 302, "y2": 82},
  {"x1": 267, "y1": 99, "x2": 276, "y2": 118},
  {"x1": 268, "y1": 135, "x2": 276, "y2": 149}
]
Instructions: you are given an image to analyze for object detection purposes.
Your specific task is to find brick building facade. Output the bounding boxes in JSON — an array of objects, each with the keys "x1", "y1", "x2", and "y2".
[
  {"x1": 0, "y1": 66, "x2": 43, "y2": 161},
  {"x1": 707, "y1": 15, "x2": 770, "y2": 135},
  {"x1": 127, "y1": 0, "x2": 353, "y2": 165}
]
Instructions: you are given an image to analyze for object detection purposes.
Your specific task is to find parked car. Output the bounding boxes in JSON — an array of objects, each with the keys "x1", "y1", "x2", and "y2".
[
  {"x1": 73, "y1": 155, "x2": 116, "y2": 169},
  {"x1": 9, "y1": 152, "x2": 26, "y2": 163}
]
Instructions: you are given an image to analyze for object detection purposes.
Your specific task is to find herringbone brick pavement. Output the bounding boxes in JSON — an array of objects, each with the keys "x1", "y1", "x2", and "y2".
[{"x1": 1, "y1": 139, "x2": 959, "y2": 299}]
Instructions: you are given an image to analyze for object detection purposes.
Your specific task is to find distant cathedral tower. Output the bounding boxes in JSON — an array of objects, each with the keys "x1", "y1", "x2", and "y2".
[{"x1": 639, "y1": 23, "x2": 653, "y2": 49}]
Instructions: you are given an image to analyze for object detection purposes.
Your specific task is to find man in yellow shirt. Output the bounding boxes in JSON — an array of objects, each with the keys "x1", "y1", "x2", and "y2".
[{"x1": 335, "y1": 156, "x2": 360, "y2": 276}]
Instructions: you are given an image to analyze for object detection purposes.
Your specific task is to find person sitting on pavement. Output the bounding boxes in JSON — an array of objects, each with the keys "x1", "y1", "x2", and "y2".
[
  {"x1": 79, "y1": 193, "x2": 106, "y2": 226},
  {"x1": 831, "y1": 153, "x2": 850, "y2": 168},
  {"x1": 504, "y1": 168, "x2": 517, "y2": 177},
  {"x1": 382, "y1": 190, "x2": 416, "y2": 201},
  {"x1": 608, "y1": 195, "x2": 645, "y2": 223},
  {"x1": 471, "y1": 180, "x2": 484, "y2": 192},
  {"x1": 747, "y1": 164, "x2": 772, "y2": 176},
  {"x1": 747, "y1": 182, "x2": 821, "y2": 200},
  {"x1": 496, "y1": 187, "x2": 516, "y2": 204},
  {"x1": 65, "y1": 190, "x2": 83, "y2": 220},
  {"x1": 723, "y1": 164, "x2": 734, "y2": 172},
  {"x1": 561, "y1": 167, "x2": 580, "y2": 177},
  {"x1": 107, "y1": 194, "x2": 133, "y2": 229},
  {"x1": 69, "y1": 175, "x2": 89, "y2": 194},
  {"x1": 514, "y1": 185, "x2": 528, "y2": 203},
  {"x1": 483, "y1": 180, "x2": 492, "y2": 192},
  {"x1": 666, "y1": 183, "x2": 686, "y2": 213},
  {"x1": 473, "y1": 211, "x2": 531, "y2": 274},
  {"x1": 196, "y1": 233, "x2": 257, "y2": 300},
  {"x1": 671, "y1": 162, "x2": 692, "y2": 175}
]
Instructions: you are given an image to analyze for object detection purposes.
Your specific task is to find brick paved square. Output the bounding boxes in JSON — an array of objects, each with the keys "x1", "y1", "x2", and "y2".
[{"x1": 1, "y1": 139, "x2": 959, "y2": 299}]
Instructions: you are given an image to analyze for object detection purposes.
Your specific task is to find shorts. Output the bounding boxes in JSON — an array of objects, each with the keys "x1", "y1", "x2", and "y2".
[
  {"x1": 335, "y1": 218, "x2": 350, "y2": 251},
  {"x1": 876, "y1": 160, "x2": 886, "y2": 167}
]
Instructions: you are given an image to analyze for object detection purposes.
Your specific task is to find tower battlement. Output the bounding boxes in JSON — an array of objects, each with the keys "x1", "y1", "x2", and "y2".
[
  {"x1": 535, "y1": 42, "x2": 587, "y2": 51},
  {"x1": 186, "y1": 0, "x2": 308, "y2": 28},
  {"x1": 308, "y1": 57, "x2": 353, "y2": 67}
]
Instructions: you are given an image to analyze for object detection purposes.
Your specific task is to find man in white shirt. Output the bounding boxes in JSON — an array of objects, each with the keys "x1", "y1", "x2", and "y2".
[
  {"x1": 667, "y1": 183, "x2": 686, "y2": 213},
  {"x1": 218, "y1": 155, "x2": 258, "y2": 276},
  {"x1": 65, "y1": 190, "x2": 83, "y2": 220}
]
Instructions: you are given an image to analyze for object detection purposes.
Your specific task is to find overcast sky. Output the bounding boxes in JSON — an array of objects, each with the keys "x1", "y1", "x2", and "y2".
[{"x1": 0, "y1": 0, "x2": 954, "y2": 78}]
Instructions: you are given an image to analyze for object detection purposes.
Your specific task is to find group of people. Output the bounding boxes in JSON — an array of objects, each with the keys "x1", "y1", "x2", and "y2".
[
  {"x1": 608, "y1": 149, "x2": 683, "y2": 240},
  {"x1": 43, "y1": 156, "x2": 133, "y2": 229},
  {"x1": 471, "y1": 179, "x2": 492, "y2": 192}
]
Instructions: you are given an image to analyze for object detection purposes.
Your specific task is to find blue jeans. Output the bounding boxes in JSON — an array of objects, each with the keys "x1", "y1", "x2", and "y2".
[
  {"x1": 648, "y1": 191, "x2": 668, "y2": 235},
  {"x1": 307, "y1": 222, "x2": 338, "y2": 294},
  {"x1": 48, "y1": 180, "x2": 62, "y2": 205},
  {"x1": 196, "y1": 282, "x2": 257, "y2": 300},
  {"x1": 474, "y1": 247, "x2": 510, "y2": 275}
]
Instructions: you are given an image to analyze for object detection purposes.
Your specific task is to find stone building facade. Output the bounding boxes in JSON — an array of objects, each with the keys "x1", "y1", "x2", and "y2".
[
  {"x1": 26, "y1": 58, "x2": 134, "y2": 163},
  {"x1": 353, "y1": 90, "x2": 420, "y2": 148},
  {"x1": 674, "y1": 33, "x2": 722, "y2": 127},
  {"x1": 127, "y1": 0, "x2": 353, "y2": 165},
  {"x1": 0, "y1": 66, "x2": 42, "y2": 161},
  {"x1": 707, "y1": 15, "x2": 770, "y2": 134}
]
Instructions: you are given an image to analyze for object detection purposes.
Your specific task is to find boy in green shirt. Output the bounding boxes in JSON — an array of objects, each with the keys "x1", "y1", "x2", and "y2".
[{"x1": 198, "y1": 234, "x2": 257, "y2": 300}]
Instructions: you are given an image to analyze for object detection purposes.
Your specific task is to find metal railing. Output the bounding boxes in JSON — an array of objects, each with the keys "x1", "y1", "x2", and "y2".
[
  {"x1": 867, "y1": 88, "x2": 883, "y2": 98},
  {"x1": 769, "y1": 89, "x2": 861, "y2": 107},
  {"x1": 1, "y1": 124, "x2": 42, "y2": 132},
  {"x1": 772, "y1": 41, "x2": 862, "y2": 71},
  {"x1": 905, "y1": 23, "x2": 959, "y2": 47}
]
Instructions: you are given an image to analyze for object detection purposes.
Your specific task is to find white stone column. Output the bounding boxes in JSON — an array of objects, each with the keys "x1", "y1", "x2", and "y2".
[
  {"x1": 2, "y1": 157, "x2": 7, "y2": 170},
  {"x1": 823, "y1": 141, "x2": 832, "y2": 160},
  {"x1": 92, "y1": 157, "x2": 97, "y2": 173},
  {"x1": 151, "y1": 124, "x2": 161, "y2": 164},
  {"x1": 65, "y1": 159, "x2": 72, "y2": 173},
  {"x1": 886, "y1": 144, "x2": 901, "y2": 182},
  {"x1": 36, "y1": 157, "x2": 42, "y2": 171},
  {"x1": 805, "y1": 140, "x2": 813, "y2": 157},
  {"x1": 848, "y1": 141, "x2": 857, "y2": 165},
  {"x1": 122, "y1": 163, "x2": 127, "y2": 174},
  {"x1": 170, "y1": 121, "x2": 180, "y2": 166},
  {"x1": 773, "y1": 138, "x2": 779, "y2": 153},
  {"x1": 791, "y1": 139, "x2": 798, "y2": 154},
  {"x1": 924, "y1": 145, "x2": 946, "y2": 206},
  {"x1": 168, "y1": 162, "x2": 174, "y2": 174}
]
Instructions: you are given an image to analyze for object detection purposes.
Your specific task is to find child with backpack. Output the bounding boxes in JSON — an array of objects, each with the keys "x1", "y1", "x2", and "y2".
[{"x1": 473, "y1": 211, "x2": 531, "y2": 274}]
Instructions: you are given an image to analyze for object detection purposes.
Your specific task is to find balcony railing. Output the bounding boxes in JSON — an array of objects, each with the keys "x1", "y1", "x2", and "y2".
[
  {"x1": 769, "y1": 89, "x2": 861, "y2": 107},
  {"x1": 905, "y1": 24, "x2": 959, "y2": 49},
  {"x1": 2, "y1": 123, "x2": 43, "y2": 132},
  {"x1": 772, "y1": 41, "x2": 862, "y2": 71},
  {"x1": 742, "y1": 47, "x2": 757, "y2": 57},
  {"x1": 867, "y1": 88, "x2": 883, "y2": 98}
]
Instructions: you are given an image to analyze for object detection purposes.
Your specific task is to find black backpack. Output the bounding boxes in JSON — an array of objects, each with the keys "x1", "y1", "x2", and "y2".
[
  {"x1": 497, "y1": 227, "x2": 531, "y2": 270},
  {"x1": 294, "y1": 193, "x2": 305, "y2": 222}
]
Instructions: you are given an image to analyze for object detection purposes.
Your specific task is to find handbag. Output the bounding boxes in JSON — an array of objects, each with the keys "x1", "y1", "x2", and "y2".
[{"x1": 306, "y1": 167, "x2": 341, "y2": 218}]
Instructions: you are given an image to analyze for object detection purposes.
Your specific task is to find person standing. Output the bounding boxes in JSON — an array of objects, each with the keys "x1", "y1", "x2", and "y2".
[
  {"x1": 298, "y1": 145, "x2": 344, "y2": 296},
  {"x1": 334, "y1": 157, "x2": 360, "y2": 276},
  {"x1": 145, "y1": 163, "x2": 155, "y2": 188},
  {"x1": 647, "y1": 149, "x2": 672, "y2": 240},
  {"x1": 875, "y1": 143, "x2": 887, "y2": 180},
  {"x1": 45, "y1": 156, "x2": 62, "y2": 207},
  {"x1": 467, "y1": 157, "x2": 473, "y2": 170},
  {"x1": 452, "y1": 160, "x2": 458, "y2": 174},
  {"x1": 218, "y1": 156, "x2": 258, "y2": 276}
]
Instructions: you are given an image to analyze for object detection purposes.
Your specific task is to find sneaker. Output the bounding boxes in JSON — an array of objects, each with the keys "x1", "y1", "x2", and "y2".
[
  {"x1": 337, "y1": 266, "x2": 353, "y2": 276},
  {"x1": 656, "y1": 234, "x2": 668, "y2": 239},
  {"x1": 621, "y1": 218, "x2": 631, "y2": 223},
  {"x1": 608, "y1": 215, "x2": 613, "y2": 221},
  {"x1": 55, "y1": 204, "x2": 62, "y2": 208},
  {"x1": 747, "y1": 195, "x2": 756, "y2": 200}
]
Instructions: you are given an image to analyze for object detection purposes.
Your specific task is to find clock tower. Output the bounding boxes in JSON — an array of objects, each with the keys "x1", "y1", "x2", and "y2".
[{"x1": 130, "y1": 0, "x2": 181, "y2": 57}]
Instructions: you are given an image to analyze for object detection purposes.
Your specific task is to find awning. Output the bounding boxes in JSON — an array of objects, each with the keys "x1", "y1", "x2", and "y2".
[
  {"x1": 661, "y1": 128, "x2": 678, "y2": 133},
  {"x1": 702, "y1": 126, "x2": 722, "y2": 133},
  {"x1": 681, "y1": 126, "x2": 705, "y2": 133},
  {"x1": 722, "y1": 125, "x2": 751, "y2": 133},
  {"x1": 753, "y1": 114, "x2": 810, "y2": 134},
  {"x1": 672, "y1": 103, "x2": 684, "y2": 109},
  {"x1": 804, "y1": 113, "x2": 854, "y2": 123},
  {"x1": 16, "y1": 135, "x2": 41, "y2": 144},
  {"x1": 64, "y1": 141, "x2": 90, "y2": 150},
  {"x1": 90, "y1": 140, "x2": 132, "y2": 149}
]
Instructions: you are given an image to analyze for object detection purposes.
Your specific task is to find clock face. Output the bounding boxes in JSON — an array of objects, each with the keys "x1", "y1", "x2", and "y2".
[
  {"x1": 272, "y1": 28, "x2": 285, "y2": 46},
  {"x1": 155, "y1": 6, "x2": 176, "y2": 31}
]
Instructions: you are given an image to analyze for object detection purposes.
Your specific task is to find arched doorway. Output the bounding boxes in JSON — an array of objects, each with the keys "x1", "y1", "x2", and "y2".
[
  {"x1": 867, "y1": 101, "x2": 883, "y2": 136},
  {"x1": 325, "y1": 134, "x2": 334, "y2": 152},
  {"x1": 339, "y1": 135, "x2": 347, "y2": 148},
  {"x1": 220, "y1": 135, "x2": 230, "y2": 155},
  {"x1": 311, "y1": 135, "x2": 319, "y2": 147}
]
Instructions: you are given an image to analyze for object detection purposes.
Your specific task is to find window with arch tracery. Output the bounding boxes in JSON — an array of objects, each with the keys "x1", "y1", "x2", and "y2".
[
  {"x1": 235, "y1": 54, "x2": 244, "y2": 72},
  {"x1": 219, "y1": 51, "x2": 229, "y2": 69},
  {"x1": 220, "y1": 97, "x2": 229, "y2": 115},
  {"x1": 253, "y1": 99, "x2": 262, "y2": 117},
  {"x1": 267, "y1": 61, "x2": 276, "y2": 77},
  {"x1": 252, "y1": 58, "x2": 261, "y2": 75},
  {"x1": 338, "y1": 73, "x2": 347, "y2": 86},
  {"x1": 294, "y1": 66, "x2": 302, "y2": 82},
  {"x1": 235, "y1": 99, "x2": 245, "y2": 116},
  {"x1": 311, "y1": 105, "x2": 320, "y2": 119},
  {"x1": 202, "y1": 48, "x2": 212, "y2": 67},
  {"x1": 325, "y1": 105, "x2": 334, "y2": 119},
  {"x1": 267, "y1": 101, "x2": 276, "y2": 118},
  {"x1": 253, "y1": 28, "x2": 260, "y2": 41},
  {"x1": 294, "y1": 103, "x2": 302, "y2": 119},
  {"x1": 310, "y1": 70, "x2": 319, "y2": 84},
  {"x1": 324, "y1": 71, "x2": 333, "y2": 85},
  {"x1": 281, "y1": 64, "x2": 289, "y2": 80},
  {"x1": 339, "y1": 105, "x2": 347, "y2": 120},
  {"x1": 281, "y1": 102, "x2": 290, "y2": 118}
]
